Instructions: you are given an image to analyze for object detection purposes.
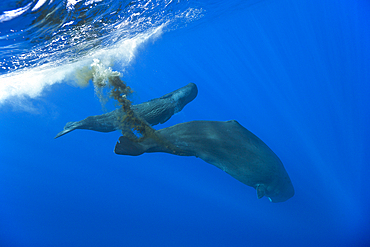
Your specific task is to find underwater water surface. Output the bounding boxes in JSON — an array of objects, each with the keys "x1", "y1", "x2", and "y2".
[{"x1": 0, "y1": 0, "x2": 369, "y2": 246}]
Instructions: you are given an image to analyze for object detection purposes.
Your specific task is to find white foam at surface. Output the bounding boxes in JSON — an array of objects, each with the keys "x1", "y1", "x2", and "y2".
[
  {"x1": 66, "y1": 0, "x2": 83, "y2": 11},
  {"x1": 32, "y1": 0, "x2": 48, "y2": 11},
  {"x1": 0, "y1": 2, "x2": 33, "y2": 23},
  {"x1": 0, "y1": 24, "x2": 165, "y2": 108}
]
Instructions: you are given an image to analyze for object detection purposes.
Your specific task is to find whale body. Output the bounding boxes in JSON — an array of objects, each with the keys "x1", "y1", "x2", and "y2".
[
  {"x1": 114, "y1": 120, "x2": 294, "y2": 202},
  {"x1": 55, "y1": 83, "x2": 198, "y2": 138}
]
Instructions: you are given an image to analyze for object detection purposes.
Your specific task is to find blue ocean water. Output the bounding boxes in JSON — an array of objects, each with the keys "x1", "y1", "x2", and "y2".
[{"x1": 0, "y1": 0, "x2": 369, "y2": 246}]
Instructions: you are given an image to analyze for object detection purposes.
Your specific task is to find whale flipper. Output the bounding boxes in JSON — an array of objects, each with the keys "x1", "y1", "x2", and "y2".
[
  {"x1": 114, "y1": 120, "x2": 294, "y2": 202},
  {"x1": 256, "y1": 184, "x2": 267, "y2": 199},
  {"x1": 55, "y1": 83, "x2": 198, "y2": 139}
]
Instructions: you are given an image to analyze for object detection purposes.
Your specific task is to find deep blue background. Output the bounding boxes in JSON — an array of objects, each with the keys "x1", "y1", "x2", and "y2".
[{"x1": 1, "y1": 0, "x2": 369, "y2": 246}]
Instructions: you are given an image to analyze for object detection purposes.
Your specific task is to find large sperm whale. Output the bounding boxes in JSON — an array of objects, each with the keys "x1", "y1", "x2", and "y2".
[
  {"x1": 55, "y1": 83, "x2": 198, "y2": 138},
  {"x1": 114, "y1": 120, "x2": 294, "y2": 202}
]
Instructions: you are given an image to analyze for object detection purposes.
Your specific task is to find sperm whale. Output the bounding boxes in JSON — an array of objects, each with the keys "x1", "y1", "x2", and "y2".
[
  {"x1": 114, "y1": 120, "x2": 294, "y2": 202},
  {"x1": 55, "y1": 83, "x2": 198, "y2": 138}
]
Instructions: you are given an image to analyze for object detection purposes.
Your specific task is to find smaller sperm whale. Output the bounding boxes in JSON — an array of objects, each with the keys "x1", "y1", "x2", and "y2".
[
  {"x1": 114, "y1": 120, "x2": 294, "y2": 202},
  {"x1": 55, "y1": 83, "x2": 198, "y2": 138}
]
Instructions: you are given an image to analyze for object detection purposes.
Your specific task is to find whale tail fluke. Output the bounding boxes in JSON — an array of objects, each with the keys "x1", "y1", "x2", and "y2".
[
  {"x1": 114, "y1": 136, "x2": 146, "y2": 156},
  {"x1": 54, "y1": 122, "x2": 78, "y2": 139}
]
